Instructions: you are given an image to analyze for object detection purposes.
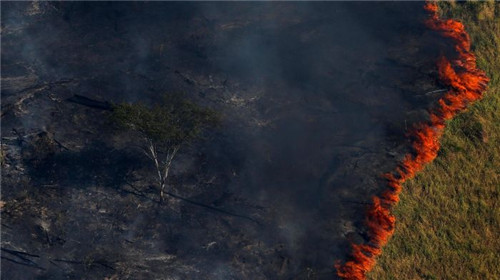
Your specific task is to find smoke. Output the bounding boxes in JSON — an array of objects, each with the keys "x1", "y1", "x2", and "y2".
[
  {"x1": 2, "y1": 2, "x2": 462, "y2": 279},
  {"x1": 335, "y1": 2, "x2": 489, "y2": 279}
]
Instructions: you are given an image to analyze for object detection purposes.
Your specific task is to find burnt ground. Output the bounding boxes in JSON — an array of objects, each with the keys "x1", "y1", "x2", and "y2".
[{"x1": 1, "y1": 2, "x2": 452, "y2": 280}]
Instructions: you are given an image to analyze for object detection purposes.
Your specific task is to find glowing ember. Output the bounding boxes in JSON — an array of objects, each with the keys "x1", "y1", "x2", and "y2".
[{"x1": 334, "y1": 2, "x2": 489, "y2": 279}]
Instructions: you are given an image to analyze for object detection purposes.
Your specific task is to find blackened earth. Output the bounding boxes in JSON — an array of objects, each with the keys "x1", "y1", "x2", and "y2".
[{"x1": 1, "y1": 2, "x2": 451, "y2": 279}]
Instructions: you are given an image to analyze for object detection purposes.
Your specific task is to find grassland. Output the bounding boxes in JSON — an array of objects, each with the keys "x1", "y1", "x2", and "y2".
[{"x1": 370, "y1": 2, "x2": 500, "y2": 280}]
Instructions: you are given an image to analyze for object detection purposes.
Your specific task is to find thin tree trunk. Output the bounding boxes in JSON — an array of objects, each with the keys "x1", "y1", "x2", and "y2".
[
  {"x1": 147, "y1": 139, "x2": 165, "y2": 202},
  {"x1": 159, "y1": 146, "x2": 179, "y2": 203}
]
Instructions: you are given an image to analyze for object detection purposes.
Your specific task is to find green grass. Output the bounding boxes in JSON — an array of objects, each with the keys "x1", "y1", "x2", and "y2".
[{"x1": 370, "y1": 2, "x2": 500, "y2": 280}]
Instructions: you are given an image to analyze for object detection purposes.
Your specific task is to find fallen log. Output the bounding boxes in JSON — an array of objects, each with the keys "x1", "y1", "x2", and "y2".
[
  {"x1": 66, "y1": 94, "x2": 112, "y2": 110},
  {"x1": 1, "y1": 248, "x2": 44, "y2": 270},
  {"x1": 165, "y1": 191, "x2": 261, "y2": 225}
]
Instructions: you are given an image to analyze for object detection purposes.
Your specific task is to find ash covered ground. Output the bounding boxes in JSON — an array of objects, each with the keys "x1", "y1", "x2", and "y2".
[{"x1": 1, "y1": 2, "x2": 451, "y2": 279}]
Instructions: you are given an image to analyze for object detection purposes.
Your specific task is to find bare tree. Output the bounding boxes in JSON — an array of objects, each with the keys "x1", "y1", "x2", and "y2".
[{"x1": 111, "y1": 94, "x2": 219, "y2": 202}]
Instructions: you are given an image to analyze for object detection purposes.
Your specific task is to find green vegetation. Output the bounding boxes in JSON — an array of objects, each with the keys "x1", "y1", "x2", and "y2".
[
  {"x1": 371, "y1": 2, "x2": 499, "y2": 279},
  {"x1": 112, "y1": 94, "x2": 219, "y2": 202}
]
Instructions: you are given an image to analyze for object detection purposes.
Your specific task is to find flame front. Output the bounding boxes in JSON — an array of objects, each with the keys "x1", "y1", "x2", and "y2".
[{"x1": 334, "y1": 2, "x2": 489, "y2": 279}]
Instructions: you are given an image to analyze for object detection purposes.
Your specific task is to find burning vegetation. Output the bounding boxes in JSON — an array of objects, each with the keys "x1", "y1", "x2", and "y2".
[
  {"x1": 335, "y1": 2, "x2": 490, "y2": 279},
  {"x1": 3, "y1": 1, "x2": 494, "y2": 279}
]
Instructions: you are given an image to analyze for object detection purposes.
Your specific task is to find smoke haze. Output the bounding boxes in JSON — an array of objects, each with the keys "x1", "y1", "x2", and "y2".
[{"x1": 1, "y1": 2, "x2": 452, "y2": 279}]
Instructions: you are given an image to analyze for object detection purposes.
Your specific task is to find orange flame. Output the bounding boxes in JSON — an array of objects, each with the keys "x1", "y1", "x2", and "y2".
[{"x1": 335, "y1": 2, "x2": 489, "y2": 279}]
